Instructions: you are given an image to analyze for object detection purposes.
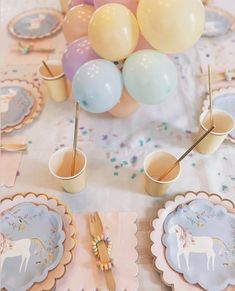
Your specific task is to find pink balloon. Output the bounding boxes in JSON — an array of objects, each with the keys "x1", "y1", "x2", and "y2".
[
  {"x1": 62, "y1": 36, "x2": 99, "y2": 80},
  {"x1": 94, "y1": 0, "x2": 137, "y2": 13},
  {"x1": 68, "y1": 0, "x2": 84, "y2": 10},
  {"x1": 135, "y1": 34, "x2": 153, "y2": 51}
]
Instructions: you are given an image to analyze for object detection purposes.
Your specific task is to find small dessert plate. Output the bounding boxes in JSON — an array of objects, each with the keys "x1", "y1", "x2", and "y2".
[
  {"x1": 0, "y1": 193, "x2": 76, "y2": 291},
  {"x1": 151, "y1": 191, "x2": 235, "y2": 291},
  {"x1": 163, "y1": 199, "x2": 235, "y2": 291},
  {"x1": 8, "y1": 8, "x2": 63, "y2": 40},
  {"x1": 0, "y1": 79, "x2": 43, "y2": 133},
  {"x1": 203, "y1": 7, "x2": 235, "y2": 38},
  {"x1": 202, "y1": 87, "x2": 235, "y2": 143},
  {"x1": 0, "y1": 202, "x2": 65, "y2": 291}
]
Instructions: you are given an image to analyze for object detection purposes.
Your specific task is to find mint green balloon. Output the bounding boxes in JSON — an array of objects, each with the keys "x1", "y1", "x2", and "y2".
[{"x1": 123, "y1": 50, "x2": 178, "y2": 104}]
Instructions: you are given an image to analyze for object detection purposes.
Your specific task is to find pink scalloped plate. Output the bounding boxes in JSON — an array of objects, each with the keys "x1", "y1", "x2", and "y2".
[
  {"x1": 150, "y1": 191, "x2": 235, "y2": 291},
  {"x1": 0, "y1": 192, "x2": 76, "y2": 291}
]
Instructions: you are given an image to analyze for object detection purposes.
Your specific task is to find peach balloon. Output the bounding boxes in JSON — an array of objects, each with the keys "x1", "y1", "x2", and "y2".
[
  {"x1": 135, "y1": 34, "x2": 152, "y2": 51},
  {"x1": 94, "y1": 0, "x2": 137, "y2": 13},
  {"x1": 88, "y1": 3, "x2": 139, "y2": 61},
  {"x1": 109, "y1": 88, "x2": 139, "y2": 118},
  {"x1": 63, "y1": 4, "x2": 95, "y2": 43}
]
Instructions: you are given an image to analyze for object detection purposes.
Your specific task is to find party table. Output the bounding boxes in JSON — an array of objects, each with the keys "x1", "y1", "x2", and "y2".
[{"x1": 0, "y1": 0, "x2": 235, "y2": 290}]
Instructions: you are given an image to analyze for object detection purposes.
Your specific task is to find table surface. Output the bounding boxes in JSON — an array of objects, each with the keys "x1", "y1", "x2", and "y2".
[{"x1": 0, "y1": 1, "x2": 235, "y2": 290}]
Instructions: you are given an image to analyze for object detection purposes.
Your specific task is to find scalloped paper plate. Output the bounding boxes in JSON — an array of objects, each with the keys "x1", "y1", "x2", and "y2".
[
  {"x1": 202, "y1": 87, "x2": 235, "y2": 143},
  {"x1": 0, "y1": 193, "x2": 76, "y2": 291},
  {"x1": 203, "y1": 7, "x2": 235, "y2": 38},
  {"x1": 0, "y1": 79, "x2": 43, "y2": 134},
  {"x1": 8, "y1": 8, "x2": 63, "y2": 40},
  {"x1": 151, "y1": 191, "x2": 235, "y2": 291}
]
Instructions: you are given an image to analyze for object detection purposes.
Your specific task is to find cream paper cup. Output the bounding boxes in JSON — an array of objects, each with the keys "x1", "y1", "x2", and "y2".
[
  {"x1": 60, "y1": 0, "x2": 69, "y2": 14},
  {"x1": 49, "y1": 147, "x2": 87, "y2": 193},
  {"x1": 38, "y1": 60, "x2": 68, "y2": 102},
  {"x1": 196, "y1": 109, "x2": 234, "y2": 155},
  {"x1": 144, "y1": 151, "x2": 181, "y2": 197}
]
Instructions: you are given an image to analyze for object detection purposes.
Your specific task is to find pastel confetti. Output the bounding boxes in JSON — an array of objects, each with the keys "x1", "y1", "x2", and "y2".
[
  {"x1": 114, "y1": 172, "x2": 119, "y2": 176},
  {"x1": 139, "y1": 140, "x2": 144, "y2": 147},
  {"x1": 131, "y1": 173, "x2": 137, "y2": 179},
  {"x1": 146, "y1": 137, "x2": 151, "y2": 143},
  {"x1": 222, "y1": 185, "x2": 228, "y2": 192},
  {"x1": 110, "y1": 158, "x2": 116, "y2": 163}
]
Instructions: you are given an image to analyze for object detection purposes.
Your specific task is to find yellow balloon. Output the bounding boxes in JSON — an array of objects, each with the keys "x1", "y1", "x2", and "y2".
[
  {"x1": 88, "y1": 3, "x2": 139, "y2": 61},
  {"x1": 63, "y1": 4, "x2": 95, "y2": 43},
  {"x1": 137, "y1": 0, "x2": 205, "y2": 53}
]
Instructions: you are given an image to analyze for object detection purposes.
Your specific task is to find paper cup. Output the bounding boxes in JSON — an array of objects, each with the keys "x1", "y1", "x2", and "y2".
[
  {"x1": 49, "y1": 147, "x2": 87, "y2": 193},
  {"x1": 196, "y1": 109, "x2": 234, "y2": 154},
  {"x1": 144, "y1": 151, "x2": 181, "y2": 196},
  {"x1": 60, "y1": 0, "x2": 68, "y2": 14},
  {"x1": 38, "y1": 60, "x2": 68, "y2": 102}
]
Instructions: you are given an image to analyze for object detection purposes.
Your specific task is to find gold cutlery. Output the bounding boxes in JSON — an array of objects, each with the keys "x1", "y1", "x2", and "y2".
[
  {"x1": 0, "y1": 144, "x2": 27, "y2": 152},
  {"x1": 89, "y1": 212, "x2": 116, "y2": 291}
]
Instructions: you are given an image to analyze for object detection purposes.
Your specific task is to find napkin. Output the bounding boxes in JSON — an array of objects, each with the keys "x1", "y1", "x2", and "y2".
[
  {"x1": 0, "y1": 136, "x2": 26, "y2": 187},
  {"x1": 56, "y1": 212, "x2": 139, "y2": 291}
]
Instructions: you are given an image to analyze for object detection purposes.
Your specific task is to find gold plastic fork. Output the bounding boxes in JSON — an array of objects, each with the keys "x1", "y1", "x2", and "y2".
[
  {"x1": 89, "y1": 212, "x2": 116, "y2": 291},
  {"x1": 0, "y1": 144, "x2": 27, "y2": 152}
]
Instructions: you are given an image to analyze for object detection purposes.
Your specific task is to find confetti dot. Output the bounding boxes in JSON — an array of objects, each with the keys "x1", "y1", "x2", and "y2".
[
  {"x1": 231, "y1": 177, "x2": 235, "y2": 181},
  {"x1": 218, "y1": 172, "x2": 221, "y2": 176},
  {"x1": 186, "y1": 130, "x2": 192, "y2": 134},
  {"x1": 28, "y1": 140, "x2": 32, "y2": 144},
  {"x1": 16, "y1": 171, "x2": 20, "y2": 177},
  {"x1": 114, "y1": 172, "x2": 119, "y2": 176},
  {"x1": 131, "y1": 173, "x2": 137, "y2": 179},
  {"x1": 139, "y1": 140, "x2": 144, "y2": 147},
  {"x1": 192, "y1": 163, "x2": 196, "y2": 167},
  {"x1": 82, "y1": 131, "x2": 88, "y2": 135},
  {"x1": 102, "y1": 135, "x2": 108, "y2": 140},
  {"x1": 131, "y1": 156, "x2": 138, "y2": 165},
  {"x1": 122, "y1": 160, "x2": 128, "y2": 166},
  {"x1": 139, "y1": 168, "x2": 144, "y2": 173},
  {"x1": 146, "y1": 137, "x2": 151, "y2": 143},
  {"x1": 110, "y1": 157, "x2": 116, "y2": 163},
  {"x1": 222, "y1": 185, "x2": 228, "y2": 192},
  {"x1": 120, "y1": 142, "x2": 126, "y2": 148}
]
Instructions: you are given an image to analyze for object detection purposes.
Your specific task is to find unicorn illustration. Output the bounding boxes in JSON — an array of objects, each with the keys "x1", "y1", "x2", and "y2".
[
  {"x1": 169, "y1": 224, "x2": 228, "y2": 272},
  {"x1": 0, "y1": 88, "x2": 17, "y2": 113},
  {"x1": 0, "y1": 233, "x2": 45, "y2": 273},
  {"x1": 22, "y1": 14, "x2": 46, "y2": 31}
]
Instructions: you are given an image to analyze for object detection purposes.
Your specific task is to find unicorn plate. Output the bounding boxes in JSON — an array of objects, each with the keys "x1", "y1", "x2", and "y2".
[
  {"x1": 162, "y1": 199, "x2": 235, "y2": 291},
  {"x1": 8, "y1": 8, "x2": 63, "y2": 40},
  {"x1": 203, "y1": 7, "x2": 235, "y2": 38},
  {"x1": 0, "y1": 202, "x2": 65, "y2": 291},
  {"x1": 202, "y1": 87, "x2": 235, "y2": 143}
]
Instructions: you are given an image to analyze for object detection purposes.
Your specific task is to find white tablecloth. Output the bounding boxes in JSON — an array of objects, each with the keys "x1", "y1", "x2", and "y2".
[{"x1": 0, "y1": 1, "x2": 235, "y2": 290}]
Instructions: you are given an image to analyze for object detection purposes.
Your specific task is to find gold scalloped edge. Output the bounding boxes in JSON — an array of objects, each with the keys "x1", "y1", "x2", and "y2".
[
  {"x1": 0, "y1": 79, "x2": 44, "y2": 134},
  {"x1": 0, "y1": 192, "x2": 77, "y2": 291},
  {"x1": 7, "y1": 8, "x2": 63, "y2": 40},
  {"x1": 150, "y1": 191, "x2": 235, "y2": 291}
]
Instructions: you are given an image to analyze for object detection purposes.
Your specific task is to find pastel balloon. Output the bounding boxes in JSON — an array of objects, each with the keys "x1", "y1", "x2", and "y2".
[
  {"x1": 137, "y1": 0, "x2": 205, "y2": 53},
  {"x1": 123, "y1": 50, "x2": 177, "y2": 104},
  {"x1": 72, "y1": 59, "x2": 123, "y2": 113},
  {"x1": 88, "y1": 3, "x2": 139, "y2": 61},
  {"x1": 63, "y1": 5, "x2": 95, "y2": 43},
  {"x1": 68, "y1": 0, "x2": 84, "y2": 9},
  {"x1": 85, "y1": 0, "x2": 94, "y2": 4},
  {"x1": 109, "y1": 88, "x2": 139, "y2": 118},
  {"x1": 62, "y1": 37, "x2": 99, "y2": 81},
  {"x1": 94, "y1": 0, "x2": 137, "y2": 13}
]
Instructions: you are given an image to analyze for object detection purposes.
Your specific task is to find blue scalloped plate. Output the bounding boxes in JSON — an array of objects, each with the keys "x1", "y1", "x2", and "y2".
[
  {"x1": 0, "y1": 202, "x2": 65, "y2": 291},
  {"x1": 203, "y1": 7, "x2": 235, "y2": 38},
  {"x1": 162, "y1": 199, "x2": 235, "y2": 291}
]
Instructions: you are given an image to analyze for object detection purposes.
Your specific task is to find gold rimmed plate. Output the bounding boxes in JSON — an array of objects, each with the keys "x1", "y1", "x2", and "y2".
[{"x1": 0, "y1": 192, "x2": 76, "y2": 291}]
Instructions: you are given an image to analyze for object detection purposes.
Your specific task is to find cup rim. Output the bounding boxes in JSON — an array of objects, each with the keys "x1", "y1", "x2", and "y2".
[
  {"x1": 200, "y1": 109, "x2": 234, "y2": 136},
  {"x1": 48, "y1": 147, "x2": 87, "y2": 180},
  {"x1": 38, "y1": 60, "x2": 65, "y2": 81},
  {"x1": 144, "y1": 150, "x2": 181, "y2": 184}
]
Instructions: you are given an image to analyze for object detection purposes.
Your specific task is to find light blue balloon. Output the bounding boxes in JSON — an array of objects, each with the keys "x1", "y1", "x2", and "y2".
[
  {"x1": 72, "y1": 59, "x2": 123, "y2": 113},
  {"x1": 123, "y1": 50, "x2": 178, "y2": 104}
]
